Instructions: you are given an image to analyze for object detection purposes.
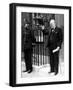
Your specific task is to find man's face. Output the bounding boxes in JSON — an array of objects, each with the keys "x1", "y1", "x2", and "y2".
[{"x1": 50, "y1": 20, "x2": 56, "y2": 29}]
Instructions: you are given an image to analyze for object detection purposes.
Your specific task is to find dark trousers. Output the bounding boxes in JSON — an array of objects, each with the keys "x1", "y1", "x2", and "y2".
[
  {"x1": 50, "y1": 51, "x2": 59, "y2": 73},
  {"x1": 24, "y1": 48, "x2": 33, "y2": 71}
]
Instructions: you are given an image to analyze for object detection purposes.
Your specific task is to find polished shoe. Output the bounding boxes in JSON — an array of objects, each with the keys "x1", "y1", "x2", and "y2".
[
  {"x1": 23, "y1": 70, "x2": 28, "y2": 72},
  {"x1": 48, "y1": 71, "x2": 55, "y2": 76},
  {"x1": 54, "y1": 72, "x2": 58, "y2": 75},
  {"x1": 27, "y1": 70, "x2": 32, "y2": 73},
  {"x1": 48, "y1": 71, "x2": 54, "y2": 74}
]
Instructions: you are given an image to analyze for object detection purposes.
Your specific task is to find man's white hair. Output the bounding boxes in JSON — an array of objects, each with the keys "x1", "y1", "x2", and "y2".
[{"x1": 50, "y1": 19, "x2": 55, "y2": 24}]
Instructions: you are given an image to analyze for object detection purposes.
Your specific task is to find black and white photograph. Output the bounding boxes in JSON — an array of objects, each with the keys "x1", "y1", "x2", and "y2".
[
  {"x1": 21, "y1": 12, "x2": 64, "y2": 77},
  {"x1": 10, "y1": 3, "x2": 71, "y2": 86}
]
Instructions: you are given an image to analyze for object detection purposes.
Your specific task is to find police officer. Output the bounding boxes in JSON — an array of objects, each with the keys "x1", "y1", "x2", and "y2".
[
  {"x1": 22, "y1": 22, "x2": 36, "y2": 73},
  {"x1": 41, "y1": 19, "x2": 63, "y2": 75}
]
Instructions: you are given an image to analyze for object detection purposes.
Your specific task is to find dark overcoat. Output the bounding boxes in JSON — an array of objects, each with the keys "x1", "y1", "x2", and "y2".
[{"x1": 43, "y1": 27, "x2": 63, "y2": 50}]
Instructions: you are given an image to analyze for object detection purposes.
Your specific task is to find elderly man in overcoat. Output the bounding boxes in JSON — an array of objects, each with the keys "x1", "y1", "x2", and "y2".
[{"x1": 41, "y1": 19, "x2": 63, "y2": 75}]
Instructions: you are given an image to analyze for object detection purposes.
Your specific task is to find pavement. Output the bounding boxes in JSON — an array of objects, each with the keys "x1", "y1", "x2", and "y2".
[{"x1": 21, "y1": 61, "x2": 64, "y2": 78}]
